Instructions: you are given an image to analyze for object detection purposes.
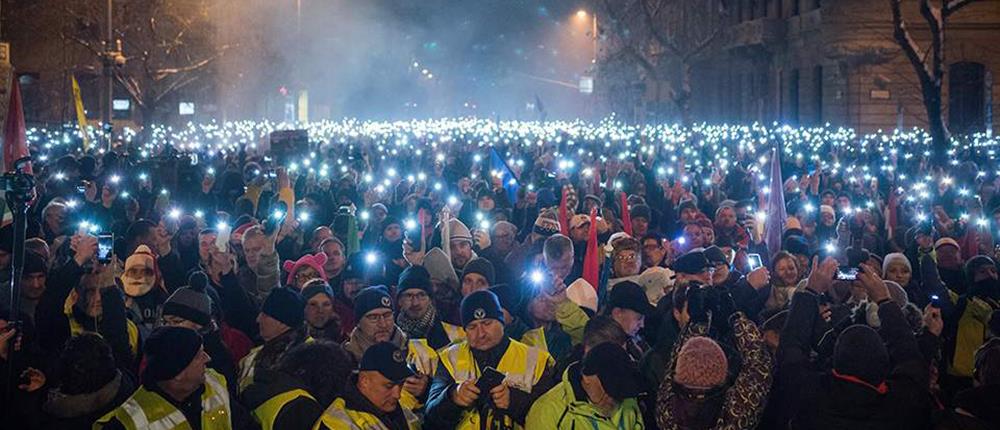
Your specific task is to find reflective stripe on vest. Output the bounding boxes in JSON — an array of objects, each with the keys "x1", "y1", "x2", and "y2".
[
  {"x1": 441, "y1": 322, "x2": 466, "y2": 343},
  {"x1": 520, "y1": 327, "x2": 548, "y2": 353},
  {"x1": 313, "y1": 398, "x2": 419, "y2": 430},
  {"x1": 439, "y1": 339, "x2": 552, "y2": 429},
  {"x1": 94, "y1": 369, "x2": 231, "y2": 430},
  {"x1": 407, "y1": 338, "x2": 439, "y2": 376},
  {"x1": 238, "y1": 346, "x2": 262, "y2": 393},
  {"x1": 253, "y1": 389, "x2": 316, "y2": 430}
]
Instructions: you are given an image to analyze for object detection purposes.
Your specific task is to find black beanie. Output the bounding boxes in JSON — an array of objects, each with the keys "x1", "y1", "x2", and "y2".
[
  {"x1": 301, "y1": 281, "x2": 335, "y2": 302},
  {"x1": 834, "y1": 325, "x2": 889, "y2": 386},
  {"x1": 142, "y1": 327, "x2": 203, "y2": 382},
  {"x1": 354, "y1": 285, "x2": 393, "y2": 318},
  {"x1": 462, "y1": 258, "x2": 495, "y2": 286},
  {"x1": 965, "y1": 255, "x2": 996, "y2": 282},
  {"x1": 397, "y1": 265, "x2": 432, "y2": 296},
  {"x1": 631, "y1": 204, "x2": 651, "y2": 221},
  {"x1": 261, "y1": 288, "x2": 305, "y2": 328},
  {"x1": 23, "y1": 251, "x2": 47, "y2": 275},
  {"x1": 461, "y1": 290, "x2": 504, "y2": 327}
]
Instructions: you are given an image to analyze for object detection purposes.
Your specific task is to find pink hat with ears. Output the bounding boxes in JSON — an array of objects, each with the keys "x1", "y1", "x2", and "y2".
[{"x1": 283, "y1": 252, "x2": 328, "y2": 287}]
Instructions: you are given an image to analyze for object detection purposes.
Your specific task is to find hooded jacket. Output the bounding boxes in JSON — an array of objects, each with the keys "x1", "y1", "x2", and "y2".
[{"x1": 525, "y1": 363, "x2": 643, "y2": 430}]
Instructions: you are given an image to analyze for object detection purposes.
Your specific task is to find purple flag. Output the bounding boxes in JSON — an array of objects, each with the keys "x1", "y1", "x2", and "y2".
[{"x1": 765, "y1": 147, "x2": 787, "y2": 260}]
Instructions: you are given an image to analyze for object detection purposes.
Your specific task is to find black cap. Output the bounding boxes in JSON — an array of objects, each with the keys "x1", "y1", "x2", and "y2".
[
  {"x1": 359, "y1": 341, "x2": 414, "y2": 384},
  {"x1": 354, "y1": 286, "x2": 393, "y2": 318},
  {"x1": 671, "y1": 251, "x2": 711, "y2": 275},
  {"x1": 582, "y1": 342, "x2": 644, "y2": 400},
  {"x1": 461, "y1": 290, "x2": 504, "y2": 327},
  {"x1": 703, "y1": 246, "x2": 728, "y2": 266},
  {"x1": 607, "y1": 281, "x2": 655, "y2": 316},
  {"x1": 142, "y1": 327, "x2": 203, "y2": 382},
  {"x1": 301, "y1": 280, "x2": 335, "y2": 302}
]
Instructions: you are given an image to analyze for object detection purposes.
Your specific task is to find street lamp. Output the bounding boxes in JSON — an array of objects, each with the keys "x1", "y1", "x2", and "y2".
[{"x1": 575, "y1": 9, "x2": 598, "y2": 65}]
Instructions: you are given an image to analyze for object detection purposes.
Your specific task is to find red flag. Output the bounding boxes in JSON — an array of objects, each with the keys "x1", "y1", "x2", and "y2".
[
  {"x1": 620, "y1": 192, "x2": 632, "y2": 236},
  {"x1": 559, "y1": 187, "x2": 570, "y2": 236},
  {"x1": 886, "y1": 191, "x2": 898, "y2": 239},
  {"x1": 583, "y1": 207, "x2": 599, "y2": 290},
  {"x1": 4, "y1": 80, "x2": 31, "y2": 174}
]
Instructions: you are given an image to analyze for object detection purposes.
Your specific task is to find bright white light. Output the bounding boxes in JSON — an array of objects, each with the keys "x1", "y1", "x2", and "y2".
[
  {"x1": 360, "y1": 210, "x2": 370, "y2": 221},
  {"x1": 109, "y1": 175, "x2": 121, "y2": 184},
  {"x1": 194, "y1": 210, "x2": 204, "y2": 219},
  {"x1": 365, "y1": 252, "x2": 378, "y2": 265},
  {"x1": 530, "y1": 270, "x2": 545, "y2": 284},
  {"x1": 298, "y1": 212, "x2": 310, "y2": 222},
  {"x1": 404, "y1": 219, "x2": 418, "y2": 230},
  {"x1": 168, "y1": 208, "x2": 181, "y2": 219},
  {"x1": 272, "y1": 209, "x2": 285, "y2": 220},
  {"x1": 54, "y1": 172, "x2": 66, "y2": 181}
]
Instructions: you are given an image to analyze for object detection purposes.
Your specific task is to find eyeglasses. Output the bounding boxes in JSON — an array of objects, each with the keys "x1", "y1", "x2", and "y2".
[
  {"x1": 364, "y1": 311, "x2": 395, "y2": 323},
  {"x1": 615, "y1": 253, "x2": 638, "y2": 262},
  {"x1": 399, "y1": 291, "x2": 429, "y2": 301}
]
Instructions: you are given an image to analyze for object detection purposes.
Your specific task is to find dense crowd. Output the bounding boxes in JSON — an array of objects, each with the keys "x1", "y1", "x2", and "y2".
[{"x1": 2, "y1": 119, "x2": 1000, "y2": 429}]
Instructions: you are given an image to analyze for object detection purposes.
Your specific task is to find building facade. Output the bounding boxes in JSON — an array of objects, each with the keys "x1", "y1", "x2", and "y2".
[{"x1": 681, "y1": 0, "x2": 999, "y2": 134}]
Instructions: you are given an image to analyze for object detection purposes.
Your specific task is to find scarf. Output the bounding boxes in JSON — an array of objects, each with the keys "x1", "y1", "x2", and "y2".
[
  {"x1": 344, "y1": 325, "x2": 407, "y2": 362},
  {"x1": 396, "y1": 304, "x2": 437, "y2": 340}
]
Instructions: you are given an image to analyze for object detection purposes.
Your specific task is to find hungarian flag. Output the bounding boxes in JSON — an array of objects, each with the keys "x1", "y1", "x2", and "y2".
[{"x1": 3, "y1": 79, "x2": 31, "y2": 174}]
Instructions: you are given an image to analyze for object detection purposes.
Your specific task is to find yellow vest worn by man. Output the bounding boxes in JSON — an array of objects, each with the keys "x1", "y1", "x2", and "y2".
[{"x1": 94, "y1": 369, "x2": 231, "y2": 430}]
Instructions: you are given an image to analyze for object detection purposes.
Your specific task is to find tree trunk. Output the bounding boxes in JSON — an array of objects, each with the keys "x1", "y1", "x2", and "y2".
[
  {"x1": 920, "y1": 77, "x2": 950, "y2": 166},
  {"x1": 674, "y1": 62, "x2": 693, "y2": 125}
]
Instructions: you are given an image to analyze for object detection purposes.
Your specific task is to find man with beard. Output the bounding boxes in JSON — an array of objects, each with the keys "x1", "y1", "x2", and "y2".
[
  {"x1": 343, "y1": 285, "x2": 431, "y2": 405},
  {"x1": 396, "y1": 265, "x2": 465, "y2": 350},
  {"x1": 240, "y1": 226, "x2": 281, "y2": 305},
  {"x1": 446, "y1": 219, "x2": 476, "y2": 274},
  {"x1": 344, "y1": 286, "x2": 408, "y2": 362}
]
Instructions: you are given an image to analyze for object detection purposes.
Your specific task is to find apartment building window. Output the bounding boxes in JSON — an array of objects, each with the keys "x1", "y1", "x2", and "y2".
[
  {"x1": 814, "y1": 65, "x2": 823, "y2": 124},
  {"x1": 789, "y1": 69, "x2": 800, "y2": 125},
  {"x1": 949, "y1": 62, "x2": 990, "y2": 135}
]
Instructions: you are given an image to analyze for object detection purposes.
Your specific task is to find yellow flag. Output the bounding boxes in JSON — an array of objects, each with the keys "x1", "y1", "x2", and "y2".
[{"x1": 71, "y1": 76, "x2": 91, "y2": 151}]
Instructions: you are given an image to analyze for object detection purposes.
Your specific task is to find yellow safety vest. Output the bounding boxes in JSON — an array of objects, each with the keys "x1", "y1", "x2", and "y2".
[
  {"x1": 313, "y1": 397, "x2": 421, "y2": 430},
  {"x1": 439, "y1": 339, "x2": 553, "y2": 430},
  {"x1": 441, "y1": 322, "x2": 466, "y2": 344},
  {"x1": 94, "y1": 369, "x2": 231, "y2": 430},
  {"x1": 252, "y1": 388, "x2": 316, "y2": 430},
  {"x1": 408, "y1": 338, "x2": 440, "y2": 376},
  {"x1": 239, "y1": 337, "x2": 315, "y2": 392},
  {"x1": 519, "y1": 327, "x2": 548, "y2": 353},
  {"x1": 238, "y1": 346, "x2": 263, "y2": 393},
  {"x1": 65, "y1": 290, "x2": 139, "y2": 356}
]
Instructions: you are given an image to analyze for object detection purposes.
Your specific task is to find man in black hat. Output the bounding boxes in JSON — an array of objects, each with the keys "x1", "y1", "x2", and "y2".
[
  {"x1": 426, "y1": 290, "x2": 556, "y2": 429},
  {"x1": 315, "y1": 342, "x2": 422, "y2": 429},
  {"x1": 396, "y1": 265, "x2": 465, "y2": 349},
  {"x1": 604, "y1": 281, "x2": 655, "y2": 361},
  {"x1": 239, "y1": 287, "x2": 307, "y2": 393},
  {"x1": 671, "y1": 250, "x2": 714, "y2": 286},
  {"x1": 526, "y1": 342, "x2": 645, "y2": 428},
  {"x1": 95, "y1": 326, "x2": 253, "y2": 430}
]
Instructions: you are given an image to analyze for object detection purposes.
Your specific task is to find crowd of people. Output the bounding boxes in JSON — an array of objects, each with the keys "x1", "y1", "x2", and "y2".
[{"x1": 1, "y1": 119, "x2": 999, "y2": 429}]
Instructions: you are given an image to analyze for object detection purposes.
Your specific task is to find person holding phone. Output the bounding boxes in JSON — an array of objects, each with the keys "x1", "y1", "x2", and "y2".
[{"x1": 425, "y1": 290, "x2": 556, "y2": 429}]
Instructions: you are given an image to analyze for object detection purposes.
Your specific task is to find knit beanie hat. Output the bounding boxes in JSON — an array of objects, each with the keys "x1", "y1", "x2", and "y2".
[
  {"x1": 397, "y1": 265, "x2": 432, "y2": 296},
  {"x1": 301, "y1": 280, "x2": 335, "y2": 302},
  {"x1": 461, "y1": 290, "x2": 504, "y2": 327},
  {"x1": 935, "y1": 237, "x2": 960, "y2": 250},
  {"x1": 122, "y1": 245, "x2": 161, "y2": 297},
  {"x1": 162, "y1": 271, "x2": 213, "y2": 327},
  {"x1": 424, "y1": 248, "x2": 459, "y2": 287},
  {"x1": 631, "y1": 204, "x2": 651, "y2": 221},
  {"x1": 882, "y1": 253, "x2": 911, "y2": 278},
  {"x1": 23, "y1": 251, "x2": 47, "y2": 275},
  {"x1": 282, "y1": 252, "x2": 329, "y2": 286},
  {"x1": 965, "y1": 255, "x2": 996, "y2": 282},
  {"x1": 261, "y1": 287, "x2": 305, "y2": 328},
  {"x1": 884, "y1": 281, "x2": 909, "y2": 307},
  {"x1": 674, "y1": 336, "x2": 728, "y2": 390},
  {"x1": 834, "y1": 324, "x2": 890, "y2": 387},
  {"x1": 448, "y1": 219, "x2": 473, "y2": 244},
  {"x1": 354, "y1": 285, "x2": 393, "y2": 318},
  {"x1": 142, "y1": 327, "x2": 203, "y2": 382},
  {"x1": 462, "y1": 258, "x2": 495, "y2": 286}
]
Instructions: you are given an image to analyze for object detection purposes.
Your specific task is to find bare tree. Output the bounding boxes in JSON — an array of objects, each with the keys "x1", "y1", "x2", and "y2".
[
  {"x1": 60, "y1": 0, "x2": 227, "y2": 126},
  {"x1": 889, "y1": 0, "x2": 983, "y2": 165},
  {"x1": 598, "y1": 0, "x2": 729, "y2": 124}
]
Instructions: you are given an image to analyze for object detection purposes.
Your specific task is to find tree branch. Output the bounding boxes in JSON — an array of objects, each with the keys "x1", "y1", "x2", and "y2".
[
  {"x1": 890, "y1": 0, "x2": 933, "y2": 80},
  {"x1": 918, "y1": 0, "x2": 944, "y2": 81},
  {"x1": 943, "y1": 0, "x2": 982, "y2": 16}
]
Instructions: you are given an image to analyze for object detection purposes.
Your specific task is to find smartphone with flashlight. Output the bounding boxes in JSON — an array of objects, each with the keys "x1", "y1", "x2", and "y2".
[
  {"x1": 215, "y1": 223, "x2": 231, "y2": 253},
  {"x1": 97, "y1": 234, "x2": 114, "y2": 264},
  {"x1": 836, "y1": 266, "x2": 859, "y2": 281},
  {"x1": 747, "y1": 253, "x2": 763, "y2": 271},
  {"x1": 930, "y1": 294, "x2": 943, "y2": 308},
  {"x1": 264, "y1": 201, "x2": 288, "y2": 236}
]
